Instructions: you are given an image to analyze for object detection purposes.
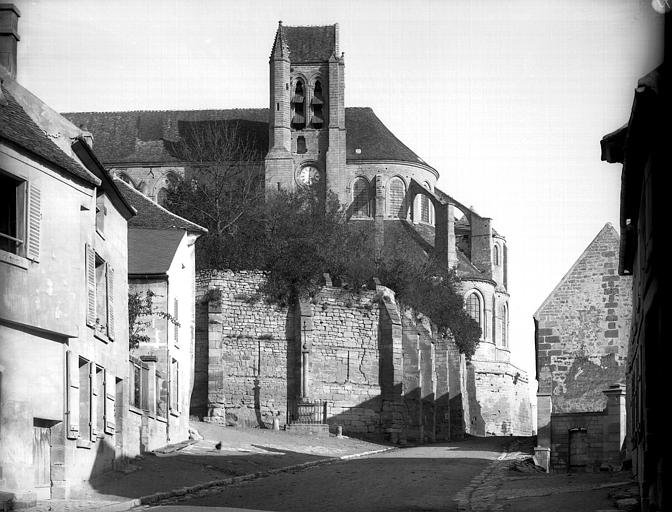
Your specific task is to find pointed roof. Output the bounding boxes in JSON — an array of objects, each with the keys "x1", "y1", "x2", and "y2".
[
  {"x1": 534, "y1": 223, "x2": 621, "y2": 317},
  {"x1": 114, "y1": 178, "x2": 207, "y2": 234},
  {"x1": 280, "y1": 24, "x2": 337, "y2": 62}
]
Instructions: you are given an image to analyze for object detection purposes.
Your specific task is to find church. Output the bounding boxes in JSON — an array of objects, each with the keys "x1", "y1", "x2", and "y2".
[{"x1": 65, "y1": 23, "x2": 532, "y2": 438}]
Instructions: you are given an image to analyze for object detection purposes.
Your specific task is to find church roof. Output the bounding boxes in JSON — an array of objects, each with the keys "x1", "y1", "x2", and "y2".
[
  {"x1": 281, "y1": 25, "x2": 337, "y2": 62},
  {"x1": 63, "y1": 108, "x2": 434, "y2": 171}
]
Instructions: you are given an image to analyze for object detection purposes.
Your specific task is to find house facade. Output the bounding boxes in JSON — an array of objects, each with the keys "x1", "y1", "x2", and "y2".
[
  {"x1": 601, "y1": 59, "x2": 668, "y2": 511},
  {"x1": 0, "y1": 8, "x2": 134, "y2": 501},
  {"x1": 533, "y1": 224, "x2": 632, "y2": 471},
  {"x1": 115, "y1": 179, "x2": 206, "y2": 449}
]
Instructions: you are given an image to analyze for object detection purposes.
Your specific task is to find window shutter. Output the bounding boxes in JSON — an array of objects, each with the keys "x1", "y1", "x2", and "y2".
[
  {"x1": 66, "y1": 351, "x2": 80, "y2": 439},
  {"x1": 173, "y1": 298, "x2": 179, "y2": 343},
  {"x1": 89, "y1": 363, "x2": 97, "y2": 441},
  {"x1": 106, "y1": 264, "x2": 115, "y2": 340},
  {"x1": 103, "y1": 369, "x2": 116, "y2": 434},
  {"x1": 85, "y1": 244, "x2": 96, "y2": 327},
  {"x1": 27, "y1": 184, "x2": 41, "y2": 261}
]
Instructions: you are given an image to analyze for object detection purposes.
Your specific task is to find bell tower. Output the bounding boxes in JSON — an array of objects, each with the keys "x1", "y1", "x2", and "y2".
[{"x1": 265, "y1": 22, "x2": 346, "y2": 196}]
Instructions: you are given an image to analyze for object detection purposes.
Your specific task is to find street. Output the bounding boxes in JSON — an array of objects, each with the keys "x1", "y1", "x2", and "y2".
[{"x1": 146, "y1": 437, "x2": 509, "y2": 512}]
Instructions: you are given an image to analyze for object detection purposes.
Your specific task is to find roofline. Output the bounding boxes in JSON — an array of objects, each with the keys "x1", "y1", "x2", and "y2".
[
  {"x1": 533, "y1": 223, "x2": 619, "y2": 318},
  {"x1": 72, "y1": 138, "x2": 136, "y2": 220},
  {"x1": 347, "y1": 159, "x2": 439, "y2": 179},
  {"x1": 0, "y1": 136, "x2": 101, "y2": 188}
]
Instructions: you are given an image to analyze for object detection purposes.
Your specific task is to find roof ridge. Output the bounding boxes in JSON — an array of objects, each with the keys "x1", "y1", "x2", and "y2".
[
  {"x1": 64, "y1": 107, "x2": 269, "y2": 115},
  {"x1": 114, "y1": 177, "x2": 207, "y2": 233}
]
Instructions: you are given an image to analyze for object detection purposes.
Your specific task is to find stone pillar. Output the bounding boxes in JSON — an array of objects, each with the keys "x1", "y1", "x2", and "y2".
[
  {"x1": 535, "y1": 392, "x2": 552, "y2": 471},
  {"x1": 298, "y1": 299, "x2": 313, "y2": 400},
  {"x1": 206, "y1": 292, "x2": 225, "y2": 423},
  {"x1": 602, "y1": 383, "x2": 626, "y2": 465}
]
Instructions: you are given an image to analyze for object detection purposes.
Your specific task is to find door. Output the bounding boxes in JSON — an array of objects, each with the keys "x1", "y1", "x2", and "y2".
[
  {"x1": 33, "y1": 425, "x2": 51, "y2": 498},
  {"x1": 568, "y1": 428, "x2": 588, "y2": 472}
]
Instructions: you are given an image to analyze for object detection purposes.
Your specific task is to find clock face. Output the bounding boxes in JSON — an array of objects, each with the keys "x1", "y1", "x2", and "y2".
[{"x1": 297, "y1": 165, "x2": 321, "y2": 187}]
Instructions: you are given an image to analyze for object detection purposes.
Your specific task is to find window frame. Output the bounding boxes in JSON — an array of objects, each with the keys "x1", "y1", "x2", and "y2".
[{"x1": 464, "y1": 289, "x2": 485, "y2": 339}]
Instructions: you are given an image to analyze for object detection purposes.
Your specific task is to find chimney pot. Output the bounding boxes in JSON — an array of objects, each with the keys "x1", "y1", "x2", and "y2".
[{"x1": 0, "y1": 3, "x2": 21, "y2": 79}]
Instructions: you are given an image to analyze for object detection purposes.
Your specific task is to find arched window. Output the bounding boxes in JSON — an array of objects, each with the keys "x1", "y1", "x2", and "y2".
[
  {"x1": 500, "y1": 304, "x2": 508, "y2": 348},
  {"x1": 352, "y1": 177, "x2": 371, "y2": 218},
  {"x1": 291, "y1": 80, "x2": 305, "y2": 130},
  {"x1": 311, "y1": 80, "x2": 324, "y2": 128},
  {"x1": 419, "y1": 182, "x2": 434, "y2": 224},
  {"x1": 388, "y1": 177, "x2": 406, "y2": 218},
  {"x1": 465, "y1": 292, "x2": 483, "y2": 332},
  {"x1": 494, "y1": 244, "x2": 500, "y2": 265}
]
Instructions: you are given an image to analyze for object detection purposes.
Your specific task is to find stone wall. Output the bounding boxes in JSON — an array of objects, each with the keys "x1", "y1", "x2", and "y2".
[
  {"x1": 195, "y1": 270, "x2": 468, "y2": 442},
  {"x1": 466, "y1": 360, "x2": 533, "y2": 436}
]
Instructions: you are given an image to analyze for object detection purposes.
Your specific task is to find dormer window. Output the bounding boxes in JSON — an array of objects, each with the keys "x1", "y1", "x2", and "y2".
[
  {"x1": 311, "y1": 80, "x2": 324, "y2": 128},
  {"x1": 291, "y1": 80, "x2": 306, "y2": 130}
]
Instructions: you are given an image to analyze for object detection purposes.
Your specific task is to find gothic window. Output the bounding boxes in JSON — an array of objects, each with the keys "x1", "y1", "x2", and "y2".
[
  {"x1": 311, "y1": 80, "x2": 324, "y2": 128},
  {"x1": 291, "y1": 80, "x2": 306, "y2": 130},
  {"x1": 501, "y1": 304, "x2": 508, "y2": 348},
  {"x1": 465, "y1": 291, "x2": 483, "y2": 333},
  {"x1": 388, "y1": 177, "x2": 406, "y2": 218},
  {"x1": 352, "y1": 177, "x2": 371, "y2": 218},
  {"x1": 494, "y1": 243, "x2": 500, "y2": 265}
]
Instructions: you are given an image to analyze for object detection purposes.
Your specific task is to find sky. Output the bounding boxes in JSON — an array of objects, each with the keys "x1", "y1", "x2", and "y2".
[{"x1": 12, "y1": 0, "x2": 664, "y2": 399}]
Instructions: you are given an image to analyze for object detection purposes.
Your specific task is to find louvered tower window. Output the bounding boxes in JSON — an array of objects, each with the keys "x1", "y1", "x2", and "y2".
[
  {"x1": 291, "y1": 80, "x2": 306, "y2": 130},
  {"x1": 311, "y1": 80, "x2": 324, "y2": 128},
  {"x1": 388, "y1": 177, "x2": 406, "y2": 218},
  {"x1": 352, "y1": 177, "x2": 371, "y2": 217}
]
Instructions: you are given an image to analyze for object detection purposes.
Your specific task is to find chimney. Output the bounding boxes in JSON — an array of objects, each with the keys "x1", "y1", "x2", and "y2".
[{"x1": 0, "y1": 4, "x2": 20, "y2": 79}]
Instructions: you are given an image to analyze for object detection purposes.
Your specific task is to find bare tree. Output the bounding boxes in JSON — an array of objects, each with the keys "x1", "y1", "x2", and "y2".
[{"x1": 164, "y1": 119, "x2": 266, "y2": 269}]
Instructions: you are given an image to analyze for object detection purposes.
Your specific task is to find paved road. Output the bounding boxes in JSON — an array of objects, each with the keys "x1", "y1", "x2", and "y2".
[{"x1": 147, "y1": 437, "x2": 508, "y2": 512}]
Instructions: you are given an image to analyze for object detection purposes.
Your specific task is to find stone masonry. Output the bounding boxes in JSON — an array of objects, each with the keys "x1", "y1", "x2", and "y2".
[{"x1": 192, "y1": 270, "x2": 471, "y2": 443}]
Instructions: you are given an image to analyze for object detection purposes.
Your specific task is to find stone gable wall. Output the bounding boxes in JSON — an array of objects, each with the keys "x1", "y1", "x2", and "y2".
[{"x1": 535, "y1": 226, "x2": 632, "y2": 414}]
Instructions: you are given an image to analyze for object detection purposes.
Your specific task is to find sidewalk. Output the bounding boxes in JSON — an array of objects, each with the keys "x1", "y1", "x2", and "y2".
[
  {"x1": 461, "y1": 438, "x2": 640, "y2": 512},
  {"x1": 27, "y1": 421, "x2": 394, "y2": 512}
]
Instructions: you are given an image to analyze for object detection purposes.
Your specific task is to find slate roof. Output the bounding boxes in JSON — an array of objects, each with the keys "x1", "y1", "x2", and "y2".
[
  {"x1": 114, "y1": 178, "x2": 207, "y2": 233},
  {"x1": 128, "y1": 229, "x2": 185, "y2": 275},
  {"x1": 281, "y1": 25, "x2": 337, "y2": 62},
  {"x1": 63, "y1": 108, "x2": 433, "y2": 171},
  {"x1": 0, "y1": 84, "x2": 100, "y2": 186}
]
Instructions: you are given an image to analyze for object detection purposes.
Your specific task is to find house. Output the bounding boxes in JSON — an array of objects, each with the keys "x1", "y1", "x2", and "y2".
[
  {"x1": 114, "y1": 178, "x2": 206, "y2": 449},
  {"x1": 600, "y1": 46, "x2": 668, "y2": 510},
  {"x1": 64, "y1": 23, "x2": 532, "y2": 439},
  {"x1": 533, "y1": 223, "x2": 632, "y2": 471},
  {"x1": 0, "y1": 4, "x2": 135, "y2": 502}
]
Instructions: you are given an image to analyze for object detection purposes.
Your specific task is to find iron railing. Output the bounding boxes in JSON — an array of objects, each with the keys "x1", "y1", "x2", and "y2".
[{"x1": 287, "y1": 399, "x2": 327, "y2": 425}]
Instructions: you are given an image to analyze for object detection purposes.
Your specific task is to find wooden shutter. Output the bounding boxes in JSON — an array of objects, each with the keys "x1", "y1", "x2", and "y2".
[
  {"x1": 85, "y1": 244, "x2": 96, "y2": 327},
  {"x1": 106, "y1": 264, "x2": 115, "y2": 340},
  {"x1": 27, "y1": 184, "x2": 41, "y2": 261},
  {"x1": 173, "y1": 298, "x2": 179, "y2": 343},
  {"x1": 89, "y1": 363, "x2": 97, "y2": 441},
  {"x1": 66, "y1": 351, "x2": 80, "y2": 439},
  {"x1": 103, "y1": 369, "x2": 116, "y2": 434}
]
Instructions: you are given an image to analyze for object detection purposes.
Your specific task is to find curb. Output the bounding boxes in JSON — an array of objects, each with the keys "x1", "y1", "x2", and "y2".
[{"x1": 128, "y1": 446, "x2": 397, "y2": 509}]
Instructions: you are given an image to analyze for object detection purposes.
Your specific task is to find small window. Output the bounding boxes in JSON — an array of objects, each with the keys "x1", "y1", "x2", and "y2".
[
  {"x1": 297, "y1": 136, "x2": 307, "y2": 154},
  {"x1": 500, "y1": 304, "x2": 508, "y2": 348},
  {"x1": 494, "y1": 244, "x2": 500, "y2": 266}
]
